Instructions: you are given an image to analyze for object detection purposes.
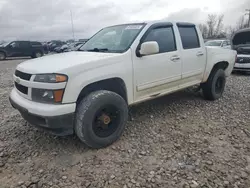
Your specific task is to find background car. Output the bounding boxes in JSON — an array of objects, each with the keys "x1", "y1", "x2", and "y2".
[
  {"x1": 42, "y1": 42, "x2": 49, "y2": 54},
  {"x1": 54, "y1": 44, "x2": 70, "y2": 53},
  {"x1": 232, "y1": 28, "x2": 250, "y2": 72},
  {"x1": 48, "y1": 41, "x2": 66, "y2": 52},
  {"x1": 0, "y1": 41, "x2": 44, "y2": 60},
  {"x1": 205, "y1": 39, "x2": 231, "y2": 49},
  {"x1": 63, "y1": 42, "x2": 84, "y2": 52}
]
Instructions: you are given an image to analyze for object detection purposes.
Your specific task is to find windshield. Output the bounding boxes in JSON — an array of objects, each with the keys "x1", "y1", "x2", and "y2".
[
  {"x1": 205, "y1": 41, "x2": 222, "y2": 47},
  {"x1": 80, "y1": 24, "x2": 145, "y2": 53},
  {"x1": 0, "y1": 42, "x2": 10, "y2": 47}
]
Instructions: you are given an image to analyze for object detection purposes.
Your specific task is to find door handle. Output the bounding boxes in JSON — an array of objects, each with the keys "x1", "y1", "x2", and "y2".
[
  {"x1": 196, "y1": 52, "x2": 204, "y2": 56},
  {"x1": 170, "y1": 56, "x2": 180, "y2": 61}
]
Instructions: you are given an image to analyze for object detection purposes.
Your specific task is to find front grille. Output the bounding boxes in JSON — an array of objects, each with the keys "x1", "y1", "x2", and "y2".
[
  {"x1": 236, "y1": 57, "x2": 250, "y2": 64},
  {"x1": 15, "y1": 82, "x2": 28, "y2": 94},
  {"x1": 15, "y1": 70, "x2": 32, "y2": 81}
]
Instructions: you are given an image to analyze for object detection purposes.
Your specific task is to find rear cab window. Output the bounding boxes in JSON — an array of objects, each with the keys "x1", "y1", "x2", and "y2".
[
  {"x1": 31, "y1": 42, "x2": 42, "y2": 46},
  {"x1": 177, "y1": 23, "x2": 200, "y2": 49}
]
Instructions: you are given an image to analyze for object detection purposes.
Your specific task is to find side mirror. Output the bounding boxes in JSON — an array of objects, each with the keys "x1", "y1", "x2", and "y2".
[
  {"x1": 9, "y1": 43, "x2": 15, "y2": 48},
  {"x1": 138, "y1": 41, "x2": 159, "y2": 56}
]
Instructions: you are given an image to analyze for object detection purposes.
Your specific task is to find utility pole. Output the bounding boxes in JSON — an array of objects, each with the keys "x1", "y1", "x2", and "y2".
[
  {"x1": 246, "y1": 9, "x2": 250, "y2": 28},
  {"x1": 70, "y1": 10, "x2": 75, "y2": 41}
]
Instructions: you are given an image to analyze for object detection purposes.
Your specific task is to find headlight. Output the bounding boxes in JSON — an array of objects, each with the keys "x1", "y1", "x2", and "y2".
[
  {"x1": 32, "y1": 88, "x2": 64, "y2": 103},
  {"x1": 34, "y1": 74, "x2": 67, "y2": 83}
]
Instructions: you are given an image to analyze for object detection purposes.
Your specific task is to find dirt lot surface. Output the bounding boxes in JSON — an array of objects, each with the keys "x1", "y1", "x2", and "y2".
[{"x1": 0, "y1": 58, "x2": 250, "y2": 188}]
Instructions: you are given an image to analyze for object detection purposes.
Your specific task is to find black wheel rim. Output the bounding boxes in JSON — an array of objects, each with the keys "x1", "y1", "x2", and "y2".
[
  {"x1": 0, "y1": 53, "x2": 4, "y2": 60},
  {"x1": 36, "y1": 53, "x2": 41, "y2": 57},
  {"x1": 215, "y1": 77, "x2": 224, "y2": 94},
  {"x1": 92, "y1": 105, "x2": 121, "y2": 138}
]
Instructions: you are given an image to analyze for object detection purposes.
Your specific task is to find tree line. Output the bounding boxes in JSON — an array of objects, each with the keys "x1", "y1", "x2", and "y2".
[{"x1": 198, "y1": 14, "x2": 249, "y2": 39}]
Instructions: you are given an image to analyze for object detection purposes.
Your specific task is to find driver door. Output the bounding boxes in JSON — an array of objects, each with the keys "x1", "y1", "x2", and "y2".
[
  {"x1": 133, "y1": 23, "x2": 182, "y2": 102},
  {"x1": 8, "y1": 41, "x2": 21, "y2": 57}
]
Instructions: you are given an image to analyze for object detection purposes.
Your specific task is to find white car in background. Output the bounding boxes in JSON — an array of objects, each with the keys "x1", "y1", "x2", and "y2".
[
  {"x1": 232, "y1": 28, "x2": 250, "y2": 72},
  {"x1": 205, "y1": 40, "x2": 231, "y2": 49}
]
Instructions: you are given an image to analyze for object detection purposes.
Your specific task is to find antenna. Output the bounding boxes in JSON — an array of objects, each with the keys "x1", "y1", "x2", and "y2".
[
  {"x1": 70, "y1": 10, "x2": 75, "y2": 41},
  {"x1": 246, "y1": 9, "x2": 250, "y2": 28}
]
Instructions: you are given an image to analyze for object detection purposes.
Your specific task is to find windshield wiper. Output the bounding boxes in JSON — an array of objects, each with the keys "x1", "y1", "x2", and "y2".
[{"x1": 86, "y1": 48, "x2": 109, "y2": 52}]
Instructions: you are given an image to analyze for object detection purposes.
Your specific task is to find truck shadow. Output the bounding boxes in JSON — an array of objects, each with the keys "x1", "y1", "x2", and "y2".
[
  {"x1": 6, "y1": 88, "x2": 206, "y2": 169},
  {"x1": 22, "y1": 88, "x2": 203, "y2": 151},
  {"x1": 128, "y1": 88, "x2": 202, "y2": 118},
  {"x1": 4, "y1": 57, "x2": 31, "y2": 61}
]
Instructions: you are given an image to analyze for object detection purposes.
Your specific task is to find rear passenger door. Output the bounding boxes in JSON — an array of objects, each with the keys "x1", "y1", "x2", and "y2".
[
  {"x1": 177, "y1": 23, "x2": 206, "y2": 86},
  {"x1": 19, "y1": 41, "x2": 32, "y2": 56}
]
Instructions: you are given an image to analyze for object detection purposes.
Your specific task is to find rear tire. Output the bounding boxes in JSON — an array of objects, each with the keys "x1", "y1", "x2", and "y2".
[
  {"x1": 0, "y1": 52, "x2": 6, "y2": 60},
  {"x1": 75, "y1": 90, "x2": 128, "y2": 148},
  {"x1": 202, "y1": 69, "x2": 226, "y2": 100},
  {"x1": 32, "y1": 51, "x2": 43, "y2": 58}
]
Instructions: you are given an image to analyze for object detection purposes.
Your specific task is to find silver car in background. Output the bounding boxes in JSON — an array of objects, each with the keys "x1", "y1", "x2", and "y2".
[{"x1": 205, "y1": 39, "x2": 231, "y2": 49}]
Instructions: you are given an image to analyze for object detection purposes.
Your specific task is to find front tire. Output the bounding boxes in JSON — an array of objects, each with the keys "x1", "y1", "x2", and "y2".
[
  {"x1": 75, "y1": 90, "x2": 128, "y2": 148},
  {"x1": 0, "y1": 52, "x2": 6, "y2": 60},
  {"x1": 202, "y1": 69, "x2": 226, "y2": 100}
]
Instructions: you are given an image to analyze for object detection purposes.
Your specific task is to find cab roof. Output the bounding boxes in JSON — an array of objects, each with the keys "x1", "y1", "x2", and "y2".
[{"x1": 110, "y1": 20, "x2": 196, "y2": 27}]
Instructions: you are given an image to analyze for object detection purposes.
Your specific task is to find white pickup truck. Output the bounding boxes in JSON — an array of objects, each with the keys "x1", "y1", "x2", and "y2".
[{"x1": 10, "y1": 21, "x2": 236, "y2": 148}]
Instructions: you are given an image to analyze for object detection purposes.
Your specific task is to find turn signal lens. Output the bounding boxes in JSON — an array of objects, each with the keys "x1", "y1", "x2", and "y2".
[
  {"x1": 54, "y1": 90, "x2": 64, "y2": 102},
  {"x1": 56, "y1": 75, "x2": 67, "y2": 82}
]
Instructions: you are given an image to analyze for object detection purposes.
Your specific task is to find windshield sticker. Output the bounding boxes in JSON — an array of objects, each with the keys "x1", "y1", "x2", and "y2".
[{"x1": 125, "y1": 25, "x2": 143, "y2": 30}]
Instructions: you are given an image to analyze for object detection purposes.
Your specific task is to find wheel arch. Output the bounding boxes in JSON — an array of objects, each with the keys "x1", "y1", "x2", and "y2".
[
  {"x1": 0, "y1": 50, "x2": 7, "y2": 57},
  {"x1": 203, "y1": 61, "x2": 229, "y2": 82},
  {"x1": 76, "y1": 77, "x2": 128, "y2": 104},
  {"x1": 33, "y1": 49, "x2": 44, "y2": 55},
  {"x1": 211, "y1": 61, "x2": 229, "y2": 72}
]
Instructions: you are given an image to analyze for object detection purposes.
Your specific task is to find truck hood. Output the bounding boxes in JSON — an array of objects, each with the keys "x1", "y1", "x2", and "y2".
[{"x1": 16, "y1": 51, "x2": 121, "y2": 74}]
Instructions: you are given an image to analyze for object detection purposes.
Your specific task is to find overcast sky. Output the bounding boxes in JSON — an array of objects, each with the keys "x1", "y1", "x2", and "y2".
[{"x1": 0, "y1": 0, "x2": 249, "y2": 41}]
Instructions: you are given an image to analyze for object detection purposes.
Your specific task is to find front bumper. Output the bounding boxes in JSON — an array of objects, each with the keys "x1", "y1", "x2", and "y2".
[
  {"x1": 9, "y1": 89, "x2": 76, "y2": 136},
  {"x1": 234, "y1": 63, "x2": 250, "y2": 72}
]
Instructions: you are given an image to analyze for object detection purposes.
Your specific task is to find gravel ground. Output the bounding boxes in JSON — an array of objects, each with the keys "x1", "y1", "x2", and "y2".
[{"x1": 0, "y1": 59, "x2": 250, "y2": 188}]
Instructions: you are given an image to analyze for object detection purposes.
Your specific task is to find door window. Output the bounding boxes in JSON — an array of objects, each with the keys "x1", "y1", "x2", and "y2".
[
  {"x1": 19, "y1": 41, "x2": 30, "y2": 48},
  {"x1": 178, "y1": 26, "x2": 200, "y2": 49},
  {"x1": 9, "y1": 41, "x2": 20, "y2": 48},
  {"x1": 142, "y1": 26, "x2": 176, "y2": 53}
]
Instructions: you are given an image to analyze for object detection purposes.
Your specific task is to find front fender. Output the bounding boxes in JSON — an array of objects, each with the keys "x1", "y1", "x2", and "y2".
[{"x1": 62, "y1": 55, "x2": 133, "y2": 104}]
